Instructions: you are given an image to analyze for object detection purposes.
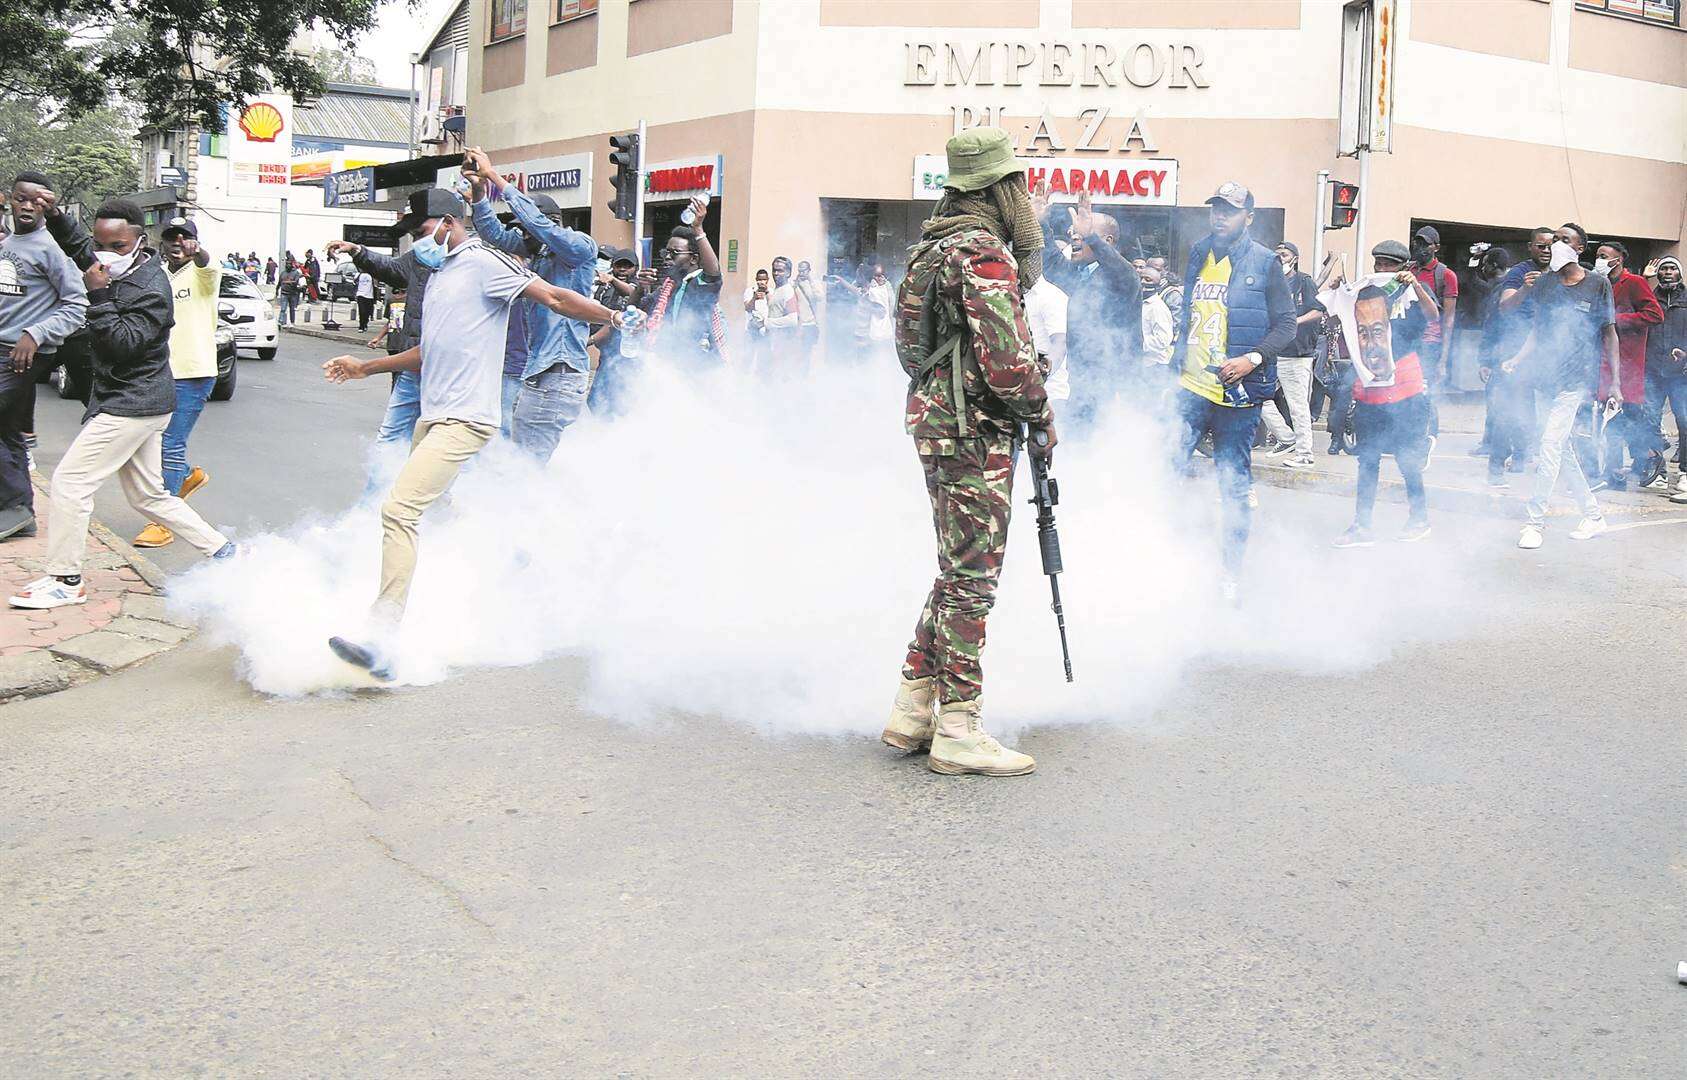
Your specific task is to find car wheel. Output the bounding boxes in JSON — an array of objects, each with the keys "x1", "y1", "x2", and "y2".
[
  {"x1": 256, "y1": 347, "x2": 277, "y2": 362},
  {"x1": 211, "y1": 361, "x2": 237, "y2": 402}
]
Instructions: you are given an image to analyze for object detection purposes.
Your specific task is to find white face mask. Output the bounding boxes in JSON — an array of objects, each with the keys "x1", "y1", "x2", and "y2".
[
  {"x1": 94, "y1": 247, "x2": 141, "y2": 279},
  {"x1": 1548, "y1": 241, "x2": 1579, "y2": 272},
  {"x1": 1592, "y1": 258, "x2": 1614, "y2": 278}
]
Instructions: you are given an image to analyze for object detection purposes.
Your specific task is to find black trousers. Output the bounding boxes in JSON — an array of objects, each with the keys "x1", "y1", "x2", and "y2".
[
  {"x1": 357, "y1": 297, "x2": 376, "y2": 331},
  {"x1": 0, "y1": 355, "x2": 47, "y2": 513}
]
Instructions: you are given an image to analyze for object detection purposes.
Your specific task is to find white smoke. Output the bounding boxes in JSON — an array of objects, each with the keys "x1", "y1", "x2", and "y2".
[{"x1": 170, "y1": 356, "x2": 1485, "y2": 735}]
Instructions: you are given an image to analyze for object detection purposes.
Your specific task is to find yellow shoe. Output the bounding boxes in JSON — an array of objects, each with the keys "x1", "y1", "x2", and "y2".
[
  {"x1": 133, "y1": 523, "x2": 175, "y2": 548},
  {"x1": 880, "y1": 676, "x2": 936, "y2": 751},
  {"x1": 928, "y1": 701, "x2": 1035, "y2": 777},
  {"x1": 178, "y1": 467, "x2": 209, "y2": 500}
]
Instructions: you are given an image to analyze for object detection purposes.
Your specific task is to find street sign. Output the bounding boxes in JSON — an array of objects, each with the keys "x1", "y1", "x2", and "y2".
[
  {"x1": 727, "y1": 239, "x2": 738, "y2": 272},
  {"x1": 324, "y1": 166, "x2": 377, "y2": 208},
  {"x1": 343, "y1": 224, "x2": 396, "y2": 250}
]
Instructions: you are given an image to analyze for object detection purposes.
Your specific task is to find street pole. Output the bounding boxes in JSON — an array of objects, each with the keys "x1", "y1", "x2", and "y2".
[
  {"x1": 1312, "y1": 168, "x2": 1330, "y2": 277},
  {"x1": 277, "y1": 196, "x2": 288, "y2": 293},
  {"x1": 1355, "y1": 147, "x2": 1371, "y2": 270},
  {"x1": 633, "y1": 118, "x2": 647, "y2": 267}
]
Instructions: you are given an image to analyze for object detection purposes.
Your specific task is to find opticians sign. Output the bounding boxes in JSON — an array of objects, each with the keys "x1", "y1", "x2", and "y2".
[
  {"x1": 913, "y1": 155, "x2": 1178, "y2": 206},
  {"x1": 643, "y1": 154, "x2": 724, "y2": 200},
  {"x1": 502, "y1": 151, "x2": 594, "y2": 208}
]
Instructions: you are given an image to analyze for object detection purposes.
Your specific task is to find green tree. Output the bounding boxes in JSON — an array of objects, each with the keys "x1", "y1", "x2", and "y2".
[
  {"x1": 0, "y1": 1, "x2": 395, "y2": 127},
  {"x1": 0, "y1": 101, "x2": 138, "y2": 214},
  {"x1": 307, "y1": 46, "x2": 381, "y2": 86}
]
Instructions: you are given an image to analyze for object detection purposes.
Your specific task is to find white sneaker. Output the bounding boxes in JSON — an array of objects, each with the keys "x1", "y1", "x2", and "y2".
[
  {"x1": 1422, "y1": 434, "x2": 1438, "y2": 473},
  {"x1": 1569, "y1": 516, "x2": 1607, "y2": 541},
  {"x1": 1285, "y1": 453, "x2": 1316, "y2": 469},
  {"x1": 1246, "y1": 487, "x2": 1260, "y2": 509},
  {"x1": 1517, "y1": 525, "x2": 1544, "y2": 550},
  {"x1": 9, "y1": 576, "x2": 88, "y2": 609}
]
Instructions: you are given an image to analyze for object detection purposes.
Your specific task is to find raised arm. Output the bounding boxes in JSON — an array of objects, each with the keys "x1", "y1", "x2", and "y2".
[{"x1": 521, "y1": 277, "x2": 622, "y2": 325}]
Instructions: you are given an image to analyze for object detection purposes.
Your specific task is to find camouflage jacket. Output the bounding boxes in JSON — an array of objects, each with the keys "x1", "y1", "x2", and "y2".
[{"x1": 895, "y1": 227, "x2": 1052, "y2": 453}]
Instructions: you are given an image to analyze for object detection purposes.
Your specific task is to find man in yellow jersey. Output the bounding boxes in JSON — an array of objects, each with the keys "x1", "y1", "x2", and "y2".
[
  {"x1": 133, "y1": 218, "x2": 218, "y2": 547},
  {"x1": 1168, "y1": 183, "x2": 1296, "y2": 602}
]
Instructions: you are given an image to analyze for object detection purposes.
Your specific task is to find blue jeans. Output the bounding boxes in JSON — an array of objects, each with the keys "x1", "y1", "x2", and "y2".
[
  {"x1": 278, "y1": 292, "x2": 299, "y2": 324},
  {"x1": 377, "y1": 370, "x2": 421, "y2": 444},
  {"x1": 162, "y1": 376, "x2": 215, "y2": 494},
  {"x1": 1646, "y1": 361, "x2": 1687, "y2": 465},
  {"x1": 589, "y1": 352, "x2": 640, "y2": 419},
  {"x1": 510, "y1": 365, "x2": 590, "y2": 463},
  {"x1": 500, "y1": 373, "x2": 522, "y2": 439},
  {"x1": 1173, "y1": 389, "x2": 1261, "y2": 577}
]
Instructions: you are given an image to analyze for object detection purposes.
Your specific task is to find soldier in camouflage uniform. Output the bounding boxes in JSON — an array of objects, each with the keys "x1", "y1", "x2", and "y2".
[{"x1": 880, "y1": 128, "x2": 1058, "y2": 778}]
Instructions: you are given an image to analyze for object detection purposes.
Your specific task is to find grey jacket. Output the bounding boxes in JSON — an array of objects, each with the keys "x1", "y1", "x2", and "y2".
[
  {"x1": 0, "y1": 225, "x2": 88, "y2": 354},
  {"x1": 353, "y1": 246, "x2": 432, "y2": 353}
]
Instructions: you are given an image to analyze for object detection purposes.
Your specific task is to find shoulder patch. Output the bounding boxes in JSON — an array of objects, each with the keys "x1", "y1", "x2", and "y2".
[{"x1": 972, "y1": 258, "x2": 1015, "y2": 281}]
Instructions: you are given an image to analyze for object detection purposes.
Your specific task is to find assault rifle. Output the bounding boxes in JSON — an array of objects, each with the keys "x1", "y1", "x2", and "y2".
[{"x1": 1023, "y1": 424, "x2": 1073, "y2": 683}]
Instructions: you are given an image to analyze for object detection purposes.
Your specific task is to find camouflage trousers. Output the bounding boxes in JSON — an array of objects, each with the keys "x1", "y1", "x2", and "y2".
[{"x1": 901, "y1": 432, "x2": 1017, "y2": 704}]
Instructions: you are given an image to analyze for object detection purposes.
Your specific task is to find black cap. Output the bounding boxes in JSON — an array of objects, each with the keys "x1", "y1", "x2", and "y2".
[
  {"x1": 1413, "y1": 225, "x2": 1440, "y2": 245},
  {"x1": 1372, "y1": 239, "x2": 1411, "y2": 264},
  {"x1": 1275, "y1": 240, "x2": 1299, "y2": 259},
  {"x1": 161, "y1": 217, "x2": 198, "y2": 240},
  {"x1": 396, "y1": 187, "x2": 467, "y2": 233},
  {"x1": 528, "y1": 192, "x2": 562, "y2": 219},
  {"x1": 609, "y1": 247, "x2": 636, "y2": 266}
]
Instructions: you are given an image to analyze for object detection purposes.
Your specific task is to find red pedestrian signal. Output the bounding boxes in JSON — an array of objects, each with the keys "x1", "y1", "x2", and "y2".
[{"x1": 1328, "y1": 182, "x2": 1360, "y2": 230}]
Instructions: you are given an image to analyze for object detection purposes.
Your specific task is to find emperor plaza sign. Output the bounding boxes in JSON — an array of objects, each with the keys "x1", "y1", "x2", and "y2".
[{"x1": 913, "y1": 155, "x2": 1178, "y2": 206}]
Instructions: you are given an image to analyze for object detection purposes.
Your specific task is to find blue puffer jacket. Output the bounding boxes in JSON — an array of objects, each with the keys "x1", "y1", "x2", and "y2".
[{"x1": 1171, "y1": 233, "x2": 1297, "y2": 401}]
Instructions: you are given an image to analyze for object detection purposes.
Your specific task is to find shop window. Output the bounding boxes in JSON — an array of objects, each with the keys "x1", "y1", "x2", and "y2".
[
  {"x1": 555, "y1": 0, "x2": 597, "y2": 22},
  {"x1": 1575, "y1": 0, "x2": 1683, "y2": 28},
  {"x1": 491, "y1": 0, "x2": 527, "y2": 41}
]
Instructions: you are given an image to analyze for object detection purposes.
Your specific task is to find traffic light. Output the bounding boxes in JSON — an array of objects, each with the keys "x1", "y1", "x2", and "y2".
[
  {"x1": 608, "y1": 132, "x2": 640, "y2": 222},
  {"x1": 1328, "y1": 181, "x2": 1360, "y2": 230}
]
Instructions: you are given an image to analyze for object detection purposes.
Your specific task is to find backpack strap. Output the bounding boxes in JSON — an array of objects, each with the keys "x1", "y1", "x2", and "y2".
[{"x1": 908, "y1": 333, "x2": 969, "y2": 437}]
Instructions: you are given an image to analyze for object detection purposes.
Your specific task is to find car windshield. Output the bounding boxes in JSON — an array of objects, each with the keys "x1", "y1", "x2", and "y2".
[{"x1": 219, "y1": 276, "x2": 261, "y2": 300}]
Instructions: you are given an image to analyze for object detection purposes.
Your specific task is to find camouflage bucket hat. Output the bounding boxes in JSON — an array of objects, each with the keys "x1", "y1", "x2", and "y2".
[{"x1": 944, "y1": 128, "x2": 1022, "y2": 193}]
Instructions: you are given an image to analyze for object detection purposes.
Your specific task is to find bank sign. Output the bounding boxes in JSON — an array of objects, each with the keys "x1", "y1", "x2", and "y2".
[{"x1": 913, "y1": 155, "x2": 1178, "y2": 206}]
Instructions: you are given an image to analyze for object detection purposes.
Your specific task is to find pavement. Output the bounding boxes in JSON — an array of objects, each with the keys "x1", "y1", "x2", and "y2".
[
  {"x1": 0, "y1": 477, "x2": 198, "y2": 702},
  {"x1": 7, "y1": 336, "x2": 1687, "y2": 1076}
]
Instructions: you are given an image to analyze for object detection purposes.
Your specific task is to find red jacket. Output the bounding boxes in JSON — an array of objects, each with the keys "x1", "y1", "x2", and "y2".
[{"x1": 1601, "y1": 270, "x2": 1664, "y2": 399}]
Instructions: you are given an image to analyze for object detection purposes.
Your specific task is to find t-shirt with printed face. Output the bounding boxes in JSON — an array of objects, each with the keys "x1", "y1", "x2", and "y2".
[
  {"x1": 418, "y1": 240, "x2": 535, "y2": 427},
  {"x1": 1180, "y1": 252, "x2": 1233, "y2": 405},
  {"x1": 1531, "y1": 270, "x2": 1615, "y2": 395}
]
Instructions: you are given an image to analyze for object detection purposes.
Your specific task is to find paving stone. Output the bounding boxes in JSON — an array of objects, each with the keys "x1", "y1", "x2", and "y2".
[
  {"x1": 121, "y1": 593, "x2": 195, "y2": 628},
  {"x1": 49, "y1": 631, "x2": 167, "y2": 673},
  {"x1": 0, "y1": 652, "x2": 73, "y2": 697},
  {"x1": 104, "y1": 616, "x2": 194, "y2": 645}
]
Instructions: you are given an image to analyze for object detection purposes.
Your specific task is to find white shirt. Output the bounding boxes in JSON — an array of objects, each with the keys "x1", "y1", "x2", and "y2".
[
  {"x1": 743, "y1": 285, "x2": 770, "y2": 332},
  {"x1": 864, "y1": 280, "x2": 894, "y2": 342},
  {"x1": 1141, "y1": 291, "x2": 1174, "y2": 365},
  {"x1": 355, "y1": 271, "x2": 374, "y2": 299},
  {"x1": 1024, "y1": 278, "x2": 1070, "y2": 401},
  {"x1": 418, "y1": 240, "x2": 534, "y2": 427}
]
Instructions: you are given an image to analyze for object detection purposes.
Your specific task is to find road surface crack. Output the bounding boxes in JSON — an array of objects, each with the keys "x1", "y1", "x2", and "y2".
[{"x1": 337, "y1": 768, "x2": 493, "y2": 933}]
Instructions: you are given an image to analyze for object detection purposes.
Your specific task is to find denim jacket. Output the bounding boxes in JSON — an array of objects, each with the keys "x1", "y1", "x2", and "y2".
[{"x1": 471, "y1": 187, "x2": 596, "y2": 379}]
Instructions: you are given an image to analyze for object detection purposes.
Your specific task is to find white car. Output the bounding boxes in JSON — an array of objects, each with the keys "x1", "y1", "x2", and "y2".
[{"x1": 216, "y1": 274, "x2": 280, "y2": 360}]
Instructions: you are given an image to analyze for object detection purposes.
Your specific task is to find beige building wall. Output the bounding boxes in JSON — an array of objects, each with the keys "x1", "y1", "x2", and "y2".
[{"x1": 465, "y1": 0, "x2": 1687, "y2": 301}]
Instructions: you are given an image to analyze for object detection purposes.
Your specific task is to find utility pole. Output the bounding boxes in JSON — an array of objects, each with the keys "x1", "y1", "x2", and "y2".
[{"x1": 1355, "y1": 148, "x2": 1371, "y2": 270}]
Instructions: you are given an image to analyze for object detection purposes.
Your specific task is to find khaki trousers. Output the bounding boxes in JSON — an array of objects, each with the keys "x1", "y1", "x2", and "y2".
[
  {"x1": 47, "y1": 412, "x2": 228, "y2": 576},
  {"x1": 376, "y1": 417, "x2": 495, "y2": 617}
]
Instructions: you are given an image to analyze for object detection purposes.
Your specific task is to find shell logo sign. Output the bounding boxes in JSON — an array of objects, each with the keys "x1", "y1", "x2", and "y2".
[{"x1": 237, "y1": 101, "x2": 286, "y2": 143}]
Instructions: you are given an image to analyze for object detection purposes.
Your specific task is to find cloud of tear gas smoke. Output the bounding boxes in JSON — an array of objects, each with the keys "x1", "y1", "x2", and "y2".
[{"x1": 172, "y1": 348, "x2": 1489, "y2": 736}]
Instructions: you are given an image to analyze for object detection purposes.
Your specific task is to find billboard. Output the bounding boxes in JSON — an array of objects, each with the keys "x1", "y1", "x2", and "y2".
[{"x1": 226, "y1": 95, "x2": 295, "y2": 197}]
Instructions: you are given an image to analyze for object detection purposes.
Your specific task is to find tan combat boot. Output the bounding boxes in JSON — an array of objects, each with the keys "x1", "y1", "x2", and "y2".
[
  {"x1": 928, "y1": 700, "x2": 1035, "y2": 777},
  {"x1": 880, "y1": 676, "x2": 936, "y2": 751}
]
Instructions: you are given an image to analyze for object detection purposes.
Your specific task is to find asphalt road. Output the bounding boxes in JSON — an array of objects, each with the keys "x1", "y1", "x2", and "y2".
[{"x1": 6, "y1": 335, "x2": 1687, "y2": 1077}]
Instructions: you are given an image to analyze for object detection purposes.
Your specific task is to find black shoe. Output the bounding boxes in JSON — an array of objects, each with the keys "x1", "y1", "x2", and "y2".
[
  {"x1": 1605, "y1": 475, "x2": 1628, "y2": 492},
  {"x1": 328, "y1": 636, "x2": 394, "y2": 681},
  {"x1": 1327, "y1": 441, "x2": 1343, "y2": 456},
  {"x1": 0, "y1": 506, "x2": 35, "y2": 540}
]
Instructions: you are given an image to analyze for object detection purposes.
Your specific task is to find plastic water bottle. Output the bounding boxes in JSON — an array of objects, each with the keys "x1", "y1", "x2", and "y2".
[
  {"x1": 679, "y1": 192, "x2": 710, "y2": 227},
  {"x1": 617, "y1": 309, "x2": 645, "y2": 358}
]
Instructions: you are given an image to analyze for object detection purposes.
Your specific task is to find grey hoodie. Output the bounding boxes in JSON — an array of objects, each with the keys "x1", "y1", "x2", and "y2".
[{"x1": 0, "y1": 224, "x2": 88, "y2": 354}]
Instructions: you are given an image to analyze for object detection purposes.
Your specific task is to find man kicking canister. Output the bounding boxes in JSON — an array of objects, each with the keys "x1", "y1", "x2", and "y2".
[{"x1": 320, "y1": 191, "x2": 636, "y2": 678}]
